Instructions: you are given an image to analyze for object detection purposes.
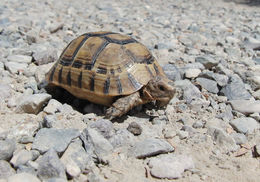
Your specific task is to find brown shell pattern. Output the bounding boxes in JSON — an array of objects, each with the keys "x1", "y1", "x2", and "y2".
[{"x1": 46, "y1": 31, "x2": 165, "y2": 106}]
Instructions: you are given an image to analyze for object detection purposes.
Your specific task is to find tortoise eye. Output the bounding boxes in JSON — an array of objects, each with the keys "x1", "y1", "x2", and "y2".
[{"x1": 159, "y1": 85, "x2": 165, "y2": 91}]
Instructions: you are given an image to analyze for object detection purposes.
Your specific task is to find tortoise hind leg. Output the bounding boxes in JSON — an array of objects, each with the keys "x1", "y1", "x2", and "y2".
[{"x1": 105, "y1": 92, "x2": 143, "y2": 120}]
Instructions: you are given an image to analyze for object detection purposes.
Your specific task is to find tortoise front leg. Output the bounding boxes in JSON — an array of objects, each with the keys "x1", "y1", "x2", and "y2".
[{"x1": 105, "y1": 92, "x2": 143, "y2": 120}]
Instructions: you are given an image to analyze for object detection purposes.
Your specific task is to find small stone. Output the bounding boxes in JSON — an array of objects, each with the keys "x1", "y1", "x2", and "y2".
[
  {"x1": 255, "y1": 145, "x2": 260, "y2": 157},
  {"x1": 195, "y1": 56, "x2": 218, "y2": 69},
  {"x1": 0, "y1": 84, "x2": 12, "y2": 100},
  {"x1": 33, "y1": 49, "x2": 58, "y2": 65},
  {"x1": 162, "y1": 64, "x2": 182, "y2": 81},
  {"x1": 127, "y1": 122, "x2": 142, "y2": 136},
  {"x1": 7, "y1": 55, "x2": 32, "y2": 64},
  {"x1": 42, "y1": 115, "x2": 57, "y2": 128},
  {"x1": 60, "y1": 140, "x2": 91, "y2": 177},
  {"x1": 220, "y1": 81, "x2": 251, "y2": 100},
  {"x1": 16, "y1": 93, "x2": 52, "y2": 114},
  {"x1": 81, "y1": 128, "x2": 113, "y2": 160},
  {"x1": 253, "y1": 89, "x2": 260, "y2": 100},
  {"x1": 0, "y1": 139, "x2": 16, "y2": 161},
  {"x1": 196, "y1": 77, "x2": 219, "y2": 94},
  {"x1": 229, "y1": 117, "x2": 260, "y2": 134},
  {"x1": 207, "y1": 127, "x2": 238, "y2": 152},
  {"x1": 129, "y1": 138, "x2": 174, "y2": 159},
  {"x1": 89, "y1": 119, "x2": 114, "y2": 139},
  {"x1": 177, "y1": 130, "x2": 189, "y2": 139},
  {"x1": 192, "y1": 121, "x2": 204, "y2": 128},
  {"x1": 37, "y1": 149, "x2": 66, "y2": 180},
  {"x1": 229, "y1": 100, "x2": 260, "y2": 115},
  {"x1": 108, "y1": 129, "x2": 135, "y2": 148},
  {"x1": 185, "y1": 68, "x2": 201, "y2": 78},
  {"x1": 230, "y1": 133, "x2": 247, "y2": 145},
  {"x1": 0, "y1": 160, "x2": 15, "y2": 179},
  {"x1": 43, "y1": 99, "x2": 63, "y2": 114},
  {"x1": 4, "y1": 62, "x2": 28, "y2": 74},
  {"x1": 199, "y1": 71, "x2": 228, "y2": 87},
  {"x1": 148, "y1": 154, "x2": 194, "y2": 179},
  {"x1": 32, "y1": 128, "x2": 80, "y2": 154},
  {"x1": 8, "y1": 172, "x2": 40, "y2": 182},
  {"x1": 10, "y1": 149, "x2": 33, "y2": 167}
]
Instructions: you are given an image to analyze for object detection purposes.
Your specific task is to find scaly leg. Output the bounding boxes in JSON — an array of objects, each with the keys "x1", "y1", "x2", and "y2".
[{"x1": 105, "y1": 92, "x2": 143, "y2": 120}]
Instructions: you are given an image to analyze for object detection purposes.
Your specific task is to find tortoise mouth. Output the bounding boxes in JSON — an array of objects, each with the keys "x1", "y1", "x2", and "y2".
[{"x1": 156, "y1": 97, "x2": 171, "y2": 107}]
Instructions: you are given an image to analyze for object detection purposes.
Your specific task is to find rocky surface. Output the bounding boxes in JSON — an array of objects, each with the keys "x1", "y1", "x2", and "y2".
[{"x1": 0, "y1": 0, "x2": 260, "y2": 181}]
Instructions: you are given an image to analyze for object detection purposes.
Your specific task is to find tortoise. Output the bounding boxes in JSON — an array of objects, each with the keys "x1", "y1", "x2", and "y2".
[{"x1": 45, "y1": 31, "x2": 175, "y2": 119}]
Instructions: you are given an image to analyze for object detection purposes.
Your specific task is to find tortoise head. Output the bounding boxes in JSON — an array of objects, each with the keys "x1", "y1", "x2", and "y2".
[{"x1": 142, "y1": 76, "x2": 175, "y2": 107}]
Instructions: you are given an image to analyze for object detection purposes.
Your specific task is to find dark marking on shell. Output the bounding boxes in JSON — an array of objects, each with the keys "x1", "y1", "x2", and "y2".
[
  {"x1": 58, "y1": 67, "x2": 63, "y2": 83},
  {"x1": 71, "y1": 35, "x2": 89, "y2": 62},
  {"x1": 104, "y1": 77, "x2": 110, "y2": 94},
  {"x1": 72, "y1": 61, "x2": 83, "y2": 68},
  {"x1": 110, "y1": 68, "x2": 115, "y2": 75},
  {"x1": 84, "y1": 63, "x2": 92, "y2": 70},
  {"x1": 96, "y1": 67, "x2": 107, "y2": 74},
  {"x1": 49, "y1": 66, "x2": 56, "y2": 82},
  {"x1": 91, "y1": 41, "x2": 109, "y2": 68},
  {"x1": 104, "y1": 36, "x2": 137, "y2": 45},
  {"x1": 117, "y1": 67, "x2": 122, "y2": 73},
  {"x1": 60, "y1": 58, "x2": 73, "y2": 66},
  {"x1": 127, "y1": 72, "x2": 142, "y2": 90},
  {"x1": 83, "y1": 32, "x2": 116, "y2": 37},
  {"x1": 78, "y1": 71, "x2": 82, "y2": 88},
  {"x1": 153, "y1": 63, "x2": 160, "y2": 74},
  {"x1": 116, "y1": 76, "x2": 122, "y2": 94},
  {"x1": 90, "y1": 74, "x2": 95, "y2": 91},
  {"x1": 145, "y1": 65, "x2": 154, "y2": 77},
  {"x1": 67, "y1": 71, "x2": 71, "y2": 86}
]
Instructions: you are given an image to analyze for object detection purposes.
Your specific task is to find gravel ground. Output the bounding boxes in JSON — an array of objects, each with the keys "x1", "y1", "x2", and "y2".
[{"x1": 0, "y1": 0, "x2": 260, "y2": 181}]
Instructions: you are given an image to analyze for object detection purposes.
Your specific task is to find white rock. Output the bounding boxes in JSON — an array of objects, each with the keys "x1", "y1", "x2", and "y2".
[
  {"x1": 7, "y1": 55, "x2": 32, "y2": 64},
  {"x1": 8, "y1": 172, "x2": 40, "y2": 182},
  {"x1": 43, "y1": 99, "x2": 63, "y2": 114},
  {"x1": 229, "y1": 100, "x2": 260, "y2": 115},
  {"x1": 4, "y1": 62, "x2": 28, "y2": 74},
  {"x1": 185, "y1": 68, "x2": 201, "y2": 78}
]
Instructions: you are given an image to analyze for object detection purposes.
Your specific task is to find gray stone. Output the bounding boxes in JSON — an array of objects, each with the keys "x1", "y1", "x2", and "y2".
[
  {"x1": 199, "y1": 71, "x2": 228, "y2": 87},
  {"x1": 89, "y1": 119, "x2": 114, "y2": 139},
  {"x1": 42, "y1": 115, "x2": 57, "y2": 128},
  {"x1": 4, "y1": 62, "x2": 28, "y2": 74},
  {"x1": 196, "y1": 77, "x2": 219, "y2": 94},
  {"x1": 10, "y1": 149, "x2": 33, "y2": 167},
  {"x1": 248, "y1": 76, "x2": 260, "y2": 90},
  {"x1": 148, "y1": 154, "x2": 194, "y2": 179},
  {"x1": 0, "y1": 160, "x2": 15, "y2": 179},
  {"x1": 229, "y1": 100, "x2": 260, "y2": 115},
  {"x1": 0, "y1": 139, "x2": 16, "y2": 161},
  {"x1": 184, "y1": 68, "x2": 201, "y2": 78},
  {"x1": 195, "y1": 56, "x2": 218, "y2": 69},
  {"x1": 129, "y1": 138, "x2": 174, "y2": 159},
  {"x1": 17, "y1": 164, "x2": 36, "y2": 175},
  {"x1": 18, "y1": 136, "x2": 34, "y2": 144},
  {"x1": 8, "y1": 172, "x2": 40, "y2": 182},
  {"x1": 127, "y1": 122, "x2": 142, "y2": 136},
  {"x1": 230, "y1": 133, "x2": 247, "y2": 145},
  {"x1": 220, "y1": 81, "x2": 251, "y2": 100},
  {"x1": 46, "y1": 178, "x2": 67, "y2": 182},
  {"x1": 229, "y1": 117, "x2": 260, "y2": 134},
  {"x1": 253, "y1": 89, "x2": 260, "y2": 100},
  {"x1": 177, "y1": 130, "x2": 189, "y2": 139},
  {"x1": 16, "y1": 93, "x2": 51, "y2": 114},
  {"x1": 192, "y1": 121, "x2": 204, "y2": 128},
  {"x1": 109, "y1": 129, "x2": 135, "y2": 148},
  {"x1": 32, "y1": 128, "x2": 80, "y2": 154},
  {"x1": 37, "y1": 149, "x2": 66, "y2": 180},
  {"x1": 60, "y1": 140, "x2": 91, "y2": 177},
  {"x1": 33, "y1": 49, "x2": 58, "y2": 65},
  {"x1": 81, "y1": 128, "x2": 113, "y2": 159},
  {"x1": 207, "y1": 127, "x2": 238, "y2": 152},
  {"x1": 43, "y1": 99, "x2": 63, "y2": 114},
  {"x1": 7, "y1": 55, "x2": 32, "y2": 64},
  {"x1": 0, "y1": 84, "x2": 12, "y2": 100},
  {"x1": 255, "y1": 145, "x2": 260, "y2": 157},
  {"x1": 162, "y1": 64, "x2": 182, "y2": 81}
]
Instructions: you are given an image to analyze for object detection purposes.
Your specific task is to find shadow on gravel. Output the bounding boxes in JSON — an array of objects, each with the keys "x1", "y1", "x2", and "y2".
[
  {"x1": 45, "y1": 86, "x2": 152, "y2": 122},
  {"x1": 225, "y1": 0, "x2": 260, "y2": 6}
]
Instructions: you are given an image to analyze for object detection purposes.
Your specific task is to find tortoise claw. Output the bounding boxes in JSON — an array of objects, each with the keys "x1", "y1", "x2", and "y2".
[{"x1": 105, "y1": 107, "x2": 122, "y2": 120}]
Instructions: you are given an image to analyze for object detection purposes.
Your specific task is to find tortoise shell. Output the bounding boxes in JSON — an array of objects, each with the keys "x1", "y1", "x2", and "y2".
[{"x1": 46, "y1": 31, "x2": 166, "y2": 106}]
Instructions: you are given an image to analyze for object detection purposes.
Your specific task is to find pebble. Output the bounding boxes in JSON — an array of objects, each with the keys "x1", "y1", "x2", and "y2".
[
  {"x1": 220, "y1": 81, "x2": 252, "y2": 100},
  {"x1": 7, "y1": 55, "x2": 32, "y2": 64},
  {"x1": 148, "y1": 154, "x2": 194, "y2": 179},
  {"x1": 0, "y1": 84, "x2": 12, "y2": 100},
  {"x1": 195, "y1": 56, "x2": 218, "y2": 69},
  {"x1": 196, "y1": 77, "x2": 219, "y2": 94},
  {"x1": 0, "y1": 160, "x2": 15, "y2": 179},
  {"x1": 177, "y1": 130, "x2": 189, "y2": 139},
  {"x1": 0, "y1": 139, "x2": 16, "y2": 161},
  {"x1": 253, "y1": 89, "x2": 260, "y2": 100},
  {"x1": 4, "y1": 62, "x2": 28, "y2": 74},
  {"x1": 60, "y1": 140, "x2": 90, "y2": 177},
  {"x1": 16, "y1": 93, "x2": 52, "y2": 114},
  {"x1": 192, "y1": 121, "x2": 204, "y2": 129},
  {"x1": 229, "y1": 117, "x2": 260, "y2": 134},
  {"x1": 32, "y1": 128, "x2": 80, "y2": 154},
  {"x1": 230, "y1": 133, "x2": 247, "y2": 145},
  {"x1": 37, "y1": 148, "x2": 66, "y2": 180},
  {"x1": 229, "y1": 100, "x2": 260, "y2": 115},
  {"x1": 43, "y1": 99, "x2": 63, "y2": 114},
  {"x1": 8, "y1": 172, "x2": 41, "y2": 182},
  {"x1": 185, "y1": 68, "x2": 201, "y2": 78},
  {"x1": 127, "y1": 122, "x2": 142, "y2": 136},
  {"x1": 108, "y1": 129, "x2": 135, "y2": 148},
  {"x1": 129, "y1": 138, "x2": 174, "y2": 159},
  {"x1": 255, "y1": 145, "x2": 260, "y2": 157},
  {"x1": 33, "y1": 49, "x2": 58, "y2": 65},
  {"x1": 10, "y1": 149, "x2": 34, "y2": 167},
  {"x1": 162, "y1": 64, "x2": 182, "y2": 81},
  {"x1": 89, "y1": 119, "x2": 114, "y2": 139}
]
